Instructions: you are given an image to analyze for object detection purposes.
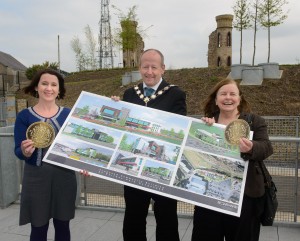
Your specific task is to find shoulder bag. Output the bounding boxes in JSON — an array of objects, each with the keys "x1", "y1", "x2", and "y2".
[
  {"x1": 258, "y1": 161, "x2": 278, "y2": 226},
  {"x1": 245, "y1": 113, "x2": 278, "y2": 226}
]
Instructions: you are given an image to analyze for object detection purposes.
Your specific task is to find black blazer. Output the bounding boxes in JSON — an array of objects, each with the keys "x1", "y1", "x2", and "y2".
[
  {"x1": 123, "y1": 79, "x2": 187, "y2": 116},
  {"x1": 215, "y1": 112, "x2": 273, "y2": 197}
]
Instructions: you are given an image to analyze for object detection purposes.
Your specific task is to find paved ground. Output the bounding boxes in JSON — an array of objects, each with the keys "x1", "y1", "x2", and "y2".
[{"x1": 0, "y1": 204, "x2": 299, "y2": 241}]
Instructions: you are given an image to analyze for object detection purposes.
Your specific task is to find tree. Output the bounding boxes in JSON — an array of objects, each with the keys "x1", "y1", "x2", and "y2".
[
  {"x1": 251, "y1": 0, "x2": 261, "y2": 65},
  {"x1": 112, "y1": 5, "x2": 148, "y2": 67},
  {"x1": 112, "y1": 5, "x2": 138, "y2": 45},
  {"x1": 258, "y1": 0, "x2": 289, "y2": 63},
  {"x1": 233, "y1": 0, "x2": 252, "y2": 64},
  {"x1": 25, "y1": 61, "x2": 58, "y2": 80},
  {"x1": 84, "y1": 25, "x2": 97, "y2": 70},
  {"x1": 70, "y1": 25, "x2": 97, "y2": 71},
  {"x1": 78, "y1": 105, "x2": 90, "y2": 116},
  {"x1": 70, "y1": 36, "x2": 87, "y2": 71}
]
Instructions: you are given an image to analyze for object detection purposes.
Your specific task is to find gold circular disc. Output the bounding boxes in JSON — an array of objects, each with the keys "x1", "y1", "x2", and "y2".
[
  {"x1": 225, "y1": 119, "x2": 250, "y2": 145},
  {"x1": 26, "y1": 122, "x2": 55, "y2": 148}
]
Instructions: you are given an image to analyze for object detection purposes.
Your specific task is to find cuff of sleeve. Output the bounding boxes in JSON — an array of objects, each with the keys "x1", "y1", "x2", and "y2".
[{"x1": 241, "y1": 152, "x2": 251, "y2": 160}]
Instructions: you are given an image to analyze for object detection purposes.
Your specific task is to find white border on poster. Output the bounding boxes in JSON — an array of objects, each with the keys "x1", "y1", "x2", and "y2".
[{"x1": 43, "y1": 91, "x2": 250, "y2": 217}]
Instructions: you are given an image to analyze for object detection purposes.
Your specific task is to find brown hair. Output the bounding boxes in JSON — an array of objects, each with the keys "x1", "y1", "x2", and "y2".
[
  {"x1": 24, "y1": 69, "x2": 66, "y2": 99},
  {"x1": 203, "y1": 78, "x2": 251, "y2": 117}
]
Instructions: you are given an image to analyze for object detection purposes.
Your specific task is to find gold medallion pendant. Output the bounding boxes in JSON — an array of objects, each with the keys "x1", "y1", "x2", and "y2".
[
  {"x1": 225, "y1": 119, "x2": 250, "y2": 145},
  {"x1": 26, "y1": 122, "x2": 55, "y2": 148}
]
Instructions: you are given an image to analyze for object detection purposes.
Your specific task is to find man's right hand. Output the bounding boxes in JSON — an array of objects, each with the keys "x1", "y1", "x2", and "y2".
[{"x1": 111, "y1": 96, "x2": 120, "y2": 101}]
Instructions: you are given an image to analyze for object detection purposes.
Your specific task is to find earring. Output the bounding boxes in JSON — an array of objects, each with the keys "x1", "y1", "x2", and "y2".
[
  {"x1": 56, "y1": 93, "x2": 60, "y2": 100},
  {"x1": 35, "y1": 91, "x2": 39, "y2": 98}
]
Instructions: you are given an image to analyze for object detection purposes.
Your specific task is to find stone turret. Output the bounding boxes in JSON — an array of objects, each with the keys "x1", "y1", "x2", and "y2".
[{"x1": 208, "y1": 14, "x2": 233, "y2": 67}]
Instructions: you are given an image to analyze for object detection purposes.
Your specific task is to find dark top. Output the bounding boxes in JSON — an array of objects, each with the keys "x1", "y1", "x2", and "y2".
[
  {"x1": 123, "y1": 79, "x2": 187, "y2": 116},
  {"x1": 14, "y1": 106, "x2": 70, "y2": 166},
  {"x1": 14, "y1": 106, "x2": 77, "y2": 226},
  {"x1": 215, "y1": 112, "x2": 273, "y2": 197}
]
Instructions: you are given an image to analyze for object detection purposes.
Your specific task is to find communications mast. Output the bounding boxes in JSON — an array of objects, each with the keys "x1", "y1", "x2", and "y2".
[{"x1": 99, "y1": 0, "x2": 114, "y2": 69}]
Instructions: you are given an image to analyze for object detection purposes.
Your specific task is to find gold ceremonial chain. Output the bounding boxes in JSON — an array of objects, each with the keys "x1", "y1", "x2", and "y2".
[{"x1": 134, "y1": 85, "x2": 175, "y2": 104}]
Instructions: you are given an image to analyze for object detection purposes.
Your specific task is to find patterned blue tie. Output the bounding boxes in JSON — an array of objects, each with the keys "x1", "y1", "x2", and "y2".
[{"x1": 144, "y1": 87, "x2": 155, "y2": 97}]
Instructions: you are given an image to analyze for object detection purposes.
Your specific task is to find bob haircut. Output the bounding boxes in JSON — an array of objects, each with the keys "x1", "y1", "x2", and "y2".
[{"x1": 24, "y1": 69, "x2": 66, "y2": 99}]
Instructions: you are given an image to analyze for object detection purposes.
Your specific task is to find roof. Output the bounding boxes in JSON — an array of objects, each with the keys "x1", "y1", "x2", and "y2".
[{"x1": 0, "y1": 51, "x2": 27, "y2": 71}]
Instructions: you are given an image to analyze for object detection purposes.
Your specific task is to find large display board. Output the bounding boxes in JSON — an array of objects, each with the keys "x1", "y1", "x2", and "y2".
[{"x1": 44, "y1": 91, "x2": 249, "y2": 217}]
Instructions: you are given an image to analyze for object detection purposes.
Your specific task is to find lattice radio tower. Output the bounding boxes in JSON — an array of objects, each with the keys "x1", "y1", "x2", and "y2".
[{"x1": 98, "y1": 0, "x2": 114, "y2": 69}]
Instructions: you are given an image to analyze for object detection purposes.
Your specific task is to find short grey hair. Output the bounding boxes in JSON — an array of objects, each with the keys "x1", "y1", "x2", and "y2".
[{"x1": 139, "y1": 48, "x2": 165, "y2": 66}]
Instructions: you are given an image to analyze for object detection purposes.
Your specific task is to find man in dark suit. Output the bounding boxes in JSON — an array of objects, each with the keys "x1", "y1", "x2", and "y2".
[{"x1": 122, "y1": 49, "x2": 187, "y2": 241}]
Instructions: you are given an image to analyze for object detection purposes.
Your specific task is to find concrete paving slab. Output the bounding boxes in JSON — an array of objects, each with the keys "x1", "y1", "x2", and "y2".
[{"x1": 0, "y1": 204, "x2": 299, "y2": 241}]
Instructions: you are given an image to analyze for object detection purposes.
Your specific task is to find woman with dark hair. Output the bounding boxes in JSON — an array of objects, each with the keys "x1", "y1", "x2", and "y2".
[
  {"x1": 192, "y1": 79, "x2": 273, "y2": 241},
  {"x1": 14, "y1": 69, "x2": 77, "y2": 241}
]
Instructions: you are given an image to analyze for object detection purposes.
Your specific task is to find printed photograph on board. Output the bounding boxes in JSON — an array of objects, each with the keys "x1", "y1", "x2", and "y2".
[{"x1": 44, "y1": 91, "x2": 250, "y2": 217}]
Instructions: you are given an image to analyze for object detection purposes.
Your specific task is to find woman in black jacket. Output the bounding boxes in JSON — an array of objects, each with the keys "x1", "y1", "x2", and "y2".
[{"x1": 191, "y1": 79, "x2": 273, "y2": 241}]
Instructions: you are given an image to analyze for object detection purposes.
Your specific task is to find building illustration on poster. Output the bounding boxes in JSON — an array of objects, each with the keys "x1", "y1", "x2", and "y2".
[{"x1": 44, "y1": 91, "x2": 249, "y2": 217}]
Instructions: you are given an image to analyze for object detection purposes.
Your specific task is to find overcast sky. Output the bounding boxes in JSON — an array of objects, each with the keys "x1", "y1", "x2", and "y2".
[{"x1": 1, "y1": 0, "x2": 298, "y2": 72}]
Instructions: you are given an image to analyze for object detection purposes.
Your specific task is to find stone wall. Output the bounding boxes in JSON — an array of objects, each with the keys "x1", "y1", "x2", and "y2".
[{"x1": 207, "y1": 30, "x2": 218, "y2": 67}]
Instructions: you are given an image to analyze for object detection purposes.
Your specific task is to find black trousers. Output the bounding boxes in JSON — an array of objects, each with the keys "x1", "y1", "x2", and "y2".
[
  {"x1": 192, "y1": 195, "x2": 264, "y2": 241},
  {"x1": 123, "y1": 185, "x2": 179, "y2": 241}
]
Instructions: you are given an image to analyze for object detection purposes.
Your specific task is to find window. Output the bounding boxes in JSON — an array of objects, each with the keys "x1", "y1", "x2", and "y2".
[
  {"x1": 217, "y1": 33, "x2": 221, "y2": 48},
  {"x1": 227, "y1": 56, "x2": 231, "y2": 66},
  {"x1": 227, "y1": 32, "x2": 231, "y2": 47},
  {"x1": 103, "y1": 108, "x2": 114, "y2": 116}
]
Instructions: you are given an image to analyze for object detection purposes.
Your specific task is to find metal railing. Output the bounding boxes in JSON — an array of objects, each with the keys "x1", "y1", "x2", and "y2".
[
  {"x1": 4, "y1": 116, "x2": 300, "y2": 224},
  {"x1": 0, "y1": 73, "x2": 27, "y2": 97},
  {"x1": 77, "y1": 116, "x2": 300, "y2": 224},
  {"x1": 0, "y1": 97, "x2": 7, "y2": 127},
  {"x1": 78, "y1": 136, "x2": 300, "y2": 223},
  {"x1": 267, "y1": 136, "x2": 299, "y2": 223}
]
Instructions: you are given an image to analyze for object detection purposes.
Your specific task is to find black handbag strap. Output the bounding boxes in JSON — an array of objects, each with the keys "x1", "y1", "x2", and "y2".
[{"x1": 258, "y1": 161, "x2": 271, "y2": 186}]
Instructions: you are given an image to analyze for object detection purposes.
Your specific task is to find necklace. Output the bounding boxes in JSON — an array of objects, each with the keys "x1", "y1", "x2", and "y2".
[{"x1": 134, "y1": 84, "x2": 175, "y2": 104}]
